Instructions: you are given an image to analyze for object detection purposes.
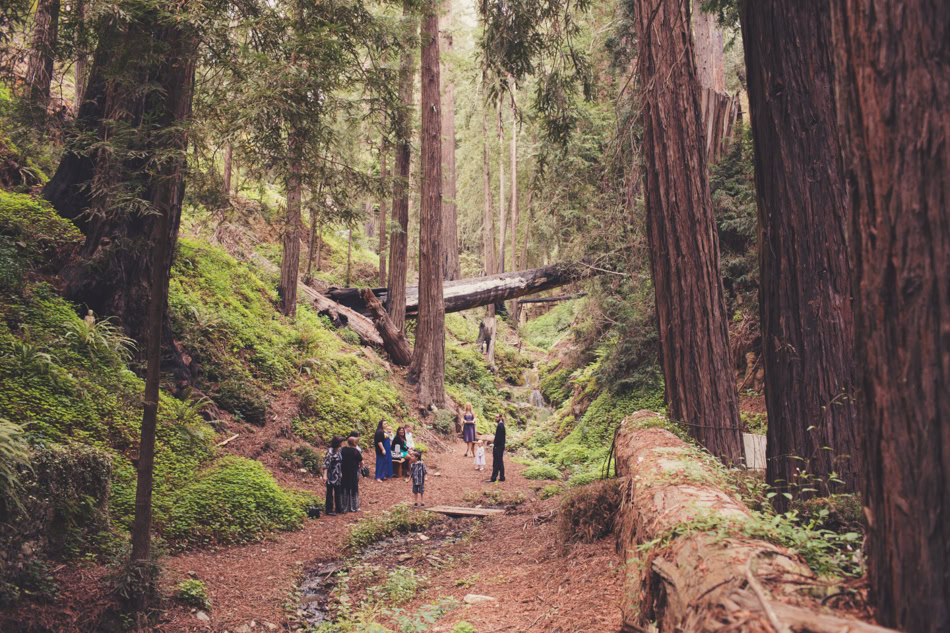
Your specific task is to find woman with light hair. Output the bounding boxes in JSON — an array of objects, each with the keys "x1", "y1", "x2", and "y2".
[{"x1": 461, "y1": 402, "x2": 477, "y2": 456}]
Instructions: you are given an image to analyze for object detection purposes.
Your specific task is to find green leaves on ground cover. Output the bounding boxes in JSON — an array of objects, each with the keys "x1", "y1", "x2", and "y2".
[{"x1": 346, "y1": 504, "x2": 438, "y2": 551}]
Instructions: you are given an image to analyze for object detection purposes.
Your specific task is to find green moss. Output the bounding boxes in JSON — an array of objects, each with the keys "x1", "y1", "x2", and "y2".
[
  {"x1": 540, "y1": 367, "x2": 572, "y2": 409},
  {"x1": 162, "y1": 456, "x2": 315, "y2": 545},
  {"x1": 0, "y1": 191, "x2": 81, "y2": 262},
  {"x1": 445, "y1": 345, "x2": 497, "y2": 394},
  {"x1": 346, "y1": 504, "x2": 438, "y2": 551},
  {"x1": 522, "y1": 463, "x2": 562, "y2": 481},
  {"x1": 519, "y1": 298, "x2": 585, "y2": 349}
]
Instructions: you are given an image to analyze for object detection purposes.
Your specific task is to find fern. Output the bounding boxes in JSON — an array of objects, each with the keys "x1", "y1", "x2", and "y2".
[{"x1": 0, "y1": 418, "x2": 32, "y2": 510}]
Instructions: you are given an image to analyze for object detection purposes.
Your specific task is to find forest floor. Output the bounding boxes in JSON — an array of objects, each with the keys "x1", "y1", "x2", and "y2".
[{"x1": 157, "y1": 438, "x2": 625, "y2": 633}]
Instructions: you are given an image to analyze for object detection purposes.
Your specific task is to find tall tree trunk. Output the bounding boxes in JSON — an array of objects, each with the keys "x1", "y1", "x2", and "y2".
[
  {"x1": 830, "y1": 4, "x2": 950, "y2": 632},
  {"x1": 279, "y1": 133, "x2": 302, "y2": 317},
  {"x1": 408, "y1": 1, "x2": 445, "y2": 409},
  {"x1": 692, "y1": 0, "x2": 725, "y2": 94},
  {"x1": 42, "y1": 13, "x2": 197, "y2": 388},
  {"x1": 223, "y1": 142, "x2": 232, "y2": 196},
  {"x1": 386, "y1": 8, "x2": 417, "y2": 332},
  {"x1": 26, "y1": 0, "x2": 60, "y2": 115},
  {"x1": 440, "y1": 8, "x2": 459, "y2": 281},
  {"x1": 632, "y1": 0, "x2": 742, "y2": 463},
  {"x1": 74, "y1": 0, "x2": 88, "y2": 106},
  {"x1": 497, "y1": 97, "x2": 506, "y2": 274},
  {"x1": 345, "y1": 227, "x2": 352, "y2": 286},
  {"x1": 740, "y1": 1, "x2": 859, "y2": 509},
  {"x1": 481, "y1": 80, "x2": 497, "y2": 283},
  {"x1": 508, "y1": 90, "x2": 519, "y2": 315},
  {"x1": 378, "y1": 139, "x2": 389, "y2": 286}
]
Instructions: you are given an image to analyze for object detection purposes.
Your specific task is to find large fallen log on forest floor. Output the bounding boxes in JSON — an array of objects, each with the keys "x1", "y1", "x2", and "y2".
[
  {"x1": 614, "y1": 411, "x2": 895, "y2": 633},
  {"x1": 326, "y1": 262, "x2": 594, "y2": 319}
]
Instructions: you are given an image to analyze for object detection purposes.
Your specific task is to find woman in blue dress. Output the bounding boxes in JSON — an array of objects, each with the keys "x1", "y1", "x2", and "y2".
[
  {"x1": 373, "y1": 419, "x2": 389, "y2": 481},
  {"x1": 461, "y1": 402, "x2": 477, "y2": 456},
  {"x1": 383, "y1": 422, "x2": 395, "y2": 479}
]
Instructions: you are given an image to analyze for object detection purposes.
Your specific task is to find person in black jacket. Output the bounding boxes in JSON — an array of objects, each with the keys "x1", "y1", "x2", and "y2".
[{"x1": 489, "y1": 414, "x2": 506, "y2": 482}]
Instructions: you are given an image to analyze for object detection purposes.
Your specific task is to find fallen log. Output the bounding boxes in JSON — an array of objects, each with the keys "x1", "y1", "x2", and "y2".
[
  {"x1": 516, "y1": 292, "x2": 587, "y2": 304},
  {"x1": 327, "y1": 262, "x2": 593, "y2": 319},
  {"x1": 614, "y1": 411, "x2": 895, "y2": 633},
  {"x1": 361, "y1": 288, "x2": 412, "y2": 365},
  {"x1": 297, "y1": 284, "x2": 383, "y2": 347}
]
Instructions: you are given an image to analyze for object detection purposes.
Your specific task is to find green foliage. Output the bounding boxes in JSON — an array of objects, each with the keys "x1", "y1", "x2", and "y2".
[
  {"x1": 372, "y1": 567, "x2": 422, "y2": 605},
  {"x1": 445, "y1": 345, "x2": 497, "y2": 395},
  {"x1": 539, "y1": 367, "x2": 572, "y2": 408},
  {"x1": 176, "y1": 579, "x2": 211, "y2": 610},
  {"x1": 61, "y1": 315, "x2": 137, "y2": 365},
  {"x1": 538, "y1": 484, "x2": 562, "y2": 500},
  {"x1": 0, "y1": 418, "x2": 30, "y2": 510},
  {"x1": 431, "y1": 409, "x2": 457, "y2": 435},
  {"x1": 741, "y1": 410, "x2": 767, "y2": 434},
  {"x1": 163, "y1": 456, "x2": 315, "y2": 546},
  {"x1": 346, "y1": 504, "x2": 438, "y2": 551},
  {"x1": 280, "y1": 444, "x2": 323, "y2": 475},
  {"x1": 521, "y1": 463, "x2": 562, "y2": 481},
  {"x1": 452, "y1": 622, "x2": 476, "y2": 633},
  {"x1": 0, "y1": 192, "x2": 81, "y2": 260},
  {"x1": 493, "y1": 343, "x2": 532, "y2": 385},
  {"x1": 520, "y1": 299, "x2": 584, "y2": 350}
]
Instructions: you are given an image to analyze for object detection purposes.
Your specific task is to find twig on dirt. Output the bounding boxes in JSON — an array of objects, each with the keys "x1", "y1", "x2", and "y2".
[
  {"x1": 216, "y1": 433, "x2": 239, "y2": 447},
  {"x1": 745, "y1": 550, "x2": 792, "y2": 633}
]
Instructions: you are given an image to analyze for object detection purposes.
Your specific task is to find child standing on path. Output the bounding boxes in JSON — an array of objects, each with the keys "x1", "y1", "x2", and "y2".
[
  {"x1": 473, "y1": 440, "x2": 485, "y2": 471},
  {"x1": 410, "y1": 451, "x2": 427, "y2": 507}
]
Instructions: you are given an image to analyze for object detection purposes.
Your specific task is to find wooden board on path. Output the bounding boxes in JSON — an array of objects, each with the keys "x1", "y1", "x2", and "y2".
[{"x1": 425, "y1": 506, "x2": 504, "y2": 518}]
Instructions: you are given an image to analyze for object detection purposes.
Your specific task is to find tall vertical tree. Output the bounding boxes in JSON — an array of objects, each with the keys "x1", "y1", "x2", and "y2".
[
  {"x1": 386, "y1": 7, "x2": 417, "y2": 332},
  {"x1": 740, "y1": 1, "x2": 860, "y2": 507},
  {"x1": 830, "y1": 4, "x2": 949, "y2": 632},
  {"x1": 279, "y1": 130, "x2": 302, "y2": 316},
  {"x1": 378, "y1": 137, "x2": 389, "y2": 286},
  {"x1": 481, "y1": 79, "x2": 497, "y2": 285},
  {"x1": 496, "y1": 97, "x2": 507, "y2": 273},
  {"x1": 408, "y1": 0, "x2": 444, "y2": 409},
  {"x1": 74, "y1": 0, "x2": 88, "y2": 105},
  {"x1": 691, "y1": 0, "x2": 725, "y2": 94},
  {"x1": 631, "y1": 0, "x2": 741, "y2": 462},
  {"x1": 25, "y1": 0, "x2": 60, "y2": 114},
  {"x1": 440, "y1": 2, "x2": 460, "y2": 281},
  {"x1": 508, "y1": 87, "x2": 519, "y2": 316}
]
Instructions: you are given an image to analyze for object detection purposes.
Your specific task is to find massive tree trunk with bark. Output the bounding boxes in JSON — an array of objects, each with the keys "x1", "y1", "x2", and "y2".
[
  {"x1": 42, "y1": 14, "x2": 198, "y2": 388},
  {"x1": 691, "y1": 0, "x2": 725, "y2": 94},
  {"x1": 26, "y1": 0, "x2": 60, "y2": 114},
  {"x1": 632, "y1": 0, "x2": 742, "y2": 463},
  {"x1": 74, "y1": 0, "x2": 88, "y2": 106},
  {"x1": 279, "y1": 134, "x2": 302, "y2": 317},
  {"x1": 829, "y1": 5, "x2": 950, "y2": 632},
  {"x1": 496, "y1": 98, "x2": 507, "y2": 273},
  {"x1": 740, "y1": 2, "x2": 860, "y2": 509},
  {"x1": 481, "y1": 80, "x2": 497, "y2": 288},
  {"x1": 508, "y1": 89, "x2": 519, "y2": 316},
  {"x1": 440, "y1": 9, "x2": 459, "y2": 281},
  {"x1": 378, "y1": 139, "x2": 388, "y2": 286},
  {"x1": 408, "y1": 2, "x2": 445, "y2": 409},
  {"x1": 386, "y1": 8, "x2": 417, "y2": 333}
]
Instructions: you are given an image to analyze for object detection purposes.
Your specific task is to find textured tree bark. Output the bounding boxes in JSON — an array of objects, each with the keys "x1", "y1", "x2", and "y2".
[
  {"x1": 481, "y1": 80, "x2": 497, "y2": 289},
  {"x1": 691, "y1": 0, "x2": 725, "y2": 94},
  {"x1": 223, "y1": 141, "x2": 232, "y2": 196},
  {"x1": 740, "y1": 1, "x2": 860, "y2": 509},
  {"x1": 386, "y1": 8, "x2": 417, "y2": 333},
  {"x1": 497, "y1": 97, "x2": 507, "y2": 273},
  {"x1": 408, "y1": 2, "x2": 445, "y2": 409},
  {"x1": 440, "y1": 10, "x2": 459, "y2": 281},
  {"x1": 74, "y1": 0, "x2": 88, "y2": 106},
  {"x1": 279, "y1": 133, "x2": 302, "y2": 317},
  {"x1": 42, "y1": 16, "x2": 197, "y2": 387},
  {"x1": 632, "y1": 0, "x2": 742, "y2": 463},
  {"x1": 508, "y1": 89, "x2": 519, "y2": 316},
  {"x1": 615, "y1": 412, "x2": 900, "y2": 633},
  {"x1": 362, "y1": 289, "x2": 412, "y2": 365},
  {"x1": 26, "y1": 0, "x2": 60, "y2": 114},
  {"x1": 378, "y1": 139, "x2": 388, "y2": 286},
  {"x1": 829, "y1": 4, "x2": 950, "y2": 632}
]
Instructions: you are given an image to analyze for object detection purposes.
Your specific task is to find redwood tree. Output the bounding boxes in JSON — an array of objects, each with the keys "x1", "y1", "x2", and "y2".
[
  {"x1": 25, "y1": 0, "x2": 60, "y2": 114},
  {"x1": 408, "y1": 0, "x2": 444, "y2": 409},
  {"x1": 830, "y1": 4, "x2": 949, "y2": 632},
  {"x1": 440, "y1": 9, "x2": 460, "y2": 281},
  {"x1": 632, "y1": 0, "x2": 741, "y2": 462},
  {"x1": 279, "y1": 133, "x2": 302, "y2": 316},
  {"x1": 386, "y1": 7, "x2": 417, "y2": 332},
  {"x1": 378, "y1": 138, "x2": 389, "y2": 286},
  {"x1": 740, "y1": 1, "x2": 860, "y2": 507}
]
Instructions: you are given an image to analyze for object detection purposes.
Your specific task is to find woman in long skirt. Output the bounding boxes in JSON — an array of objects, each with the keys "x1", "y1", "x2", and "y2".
[
  {"x1": 373, "y1": 419, "x2": 387, "y2": 481},
  {"x1": 340, "y1": 436, "x2": 363, "y2": 512},
  {"x1": 461, "y1": 402, "x2": 477, "y2": 456},
  {"x1": 383, "y1": 422, "x2": 394, "y2": 479}
]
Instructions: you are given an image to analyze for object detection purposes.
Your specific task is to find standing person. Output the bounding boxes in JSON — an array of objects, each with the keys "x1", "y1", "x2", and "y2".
[
  {"x1": 489, "y1": 414, "x2": 506, "y2": 483},
  {"x1": 473, "y1": 440, "x2": 486, "y2": 471},
  {"x1": 373, "y1": 420, "x2": 388, "y2": 482},
  {"x1": 404, "y1": 424, "x2": 416, "y2": 451},
  {"x1": 322, "y1": 436, "x2": 344, "y2": 516},
  {"x1": 383, "y1": 422, "x2": 395, "y2": 480},
  {"x1": 409, "y1": 450, "x2": 428, "y2": 507},
  {"x1": 340, "y1": 435, "x2": 363, "y2": 512},
  {"x1": 461, "y1": 403, "x2": 477, "y2": 456}
]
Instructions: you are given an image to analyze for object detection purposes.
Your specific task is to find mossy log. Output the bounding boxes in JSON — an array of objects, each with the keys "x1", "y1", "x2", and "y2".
[
  {"x1": 361, "y1": 288, "x2": 412, "y2": 365},
  {"x1": 614, "y1": 411, "x2": 896, "y2": 633}
]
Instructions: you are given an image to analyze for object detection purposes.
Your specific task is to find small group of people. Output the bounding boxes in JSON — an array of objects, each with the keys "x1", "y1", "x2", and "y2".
[
  {"x1": 321, "y1": 430, "x2": 365, "y2": 515},
  {"x1": 372, "y1": 421, "x2": 415, "y2": 481},
  {"x1": 461, "y1": 402, "x2": 506, "y2": 483}
]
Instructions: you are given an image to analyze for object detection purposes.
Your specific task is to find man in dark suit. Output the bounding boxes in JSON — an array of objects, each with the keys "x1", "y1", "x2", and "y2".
[{"x1": 489, "y1": 414, "x2": 506, "y2": 482}]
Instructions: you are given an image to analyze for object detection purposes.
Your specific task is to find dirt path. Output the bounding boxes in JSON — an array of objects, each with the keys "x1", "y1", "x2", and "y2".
[{"x1": 159, "y1": 439, "x2": 624, "y2": 632}]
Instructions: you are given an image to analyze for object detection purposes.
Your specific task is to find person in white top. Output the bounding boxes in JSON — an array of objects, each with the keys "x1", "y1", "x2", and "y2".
[
  {"x1": 404, "y1": 424, "x2": 416, "y2": 451},
  {"x1": 473, "y1": 440, "x2": 486, "y2": 471}
]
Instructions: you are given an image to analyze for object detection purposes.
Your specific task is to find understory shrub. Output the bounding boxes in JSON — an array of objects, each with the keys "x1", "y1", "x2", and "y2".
[
  {"x1": 557, "y1": 480, "x2": 622, "y2": 544},
  {"x1": 522, "y1": 463, "x2": 562, "y2": 481},
  {"x1": 346, "y1": 504, "x2": 437, "y2": 551},
  {"x1": 163, "y1": 456, "x2": 315, "y2": 545},
  {"x1": 176, "y1": 579, "x2": 211, "y2": 609}
]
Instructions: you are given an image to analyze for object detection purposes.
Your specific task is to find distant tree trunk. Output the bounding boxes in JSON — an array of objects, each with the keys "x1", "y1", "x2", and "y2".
[
  {"x1": 440, "y1": 11, "x2": 459, "y2": 281},
  {"x1": 830, "y1": 4, "x2": 950, "y2": 632},
  {"x1": 496, "y1": 97, "x2": 506, "y2": 274},
  {"x1": 74, "y1": 0, "x2": 88, "y2": 105},
  {"x1": 279, "y1": 132, "x2": 302, "y2": 317},
  {"x1": 692, "y1": 0, "x2": 725, "y2": 93},
  {"x1": 26, "y1": 0, "x2": 60, "y2": 114},
  {"x1": 508, "y1": 90, "x2": 519, "y2": 315},
  {"x1": 408, "y1": 1, "x2": 445, "y2": 410},
  {"x1": 345, "y1": 227, "x2": 352, "y2": 286},
  {"x1": 378, "y1": 139, "x2": 389, "y2": 286},
  {"x1": 42, "y1": 13, "x2": 198, "y2": 388},
  {"x1": 481, "y1": 80, "x2": 497, "y2": 288},
  {"x1": 386, "y1": 8, "x2": 417, "y2": 333},
  {"x1": 740, "y1": 2, "x2": 860, "y2": 509},
  {"x1": 223, "y1": 142, "x2": 232, "y2": 196},
  {"x1": 632, "y1": 0, "x2": 742, "y2": 463}
]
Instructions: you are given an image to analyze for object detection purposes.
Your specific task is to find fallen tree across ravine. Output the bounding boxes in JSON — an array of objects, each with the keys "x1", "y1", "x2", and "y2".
[{"x1": 614, "y1": 411, "x2": 897, "y2": 633}]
